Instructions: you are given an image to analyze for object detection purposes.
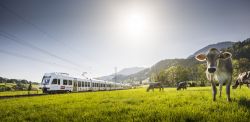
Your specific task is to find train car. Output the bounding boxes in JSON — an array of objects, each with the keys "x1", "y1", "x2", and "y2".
[
  {"x1": 40, "y1": 72, "x2": 75, "y2": 93},
  {"x1": 40, "y1": 72, "x2": 130, "y2": 93}
]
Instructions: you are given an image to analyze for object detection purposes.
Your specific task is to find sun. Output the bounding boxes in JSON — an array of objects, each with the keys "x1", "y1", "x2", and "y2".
[
  {"x1": 113, "y1": 7, "x2": 154, "y2": 47},
  {"x1": 122, "y1": 12, "x2": 148, "y2": 37}
]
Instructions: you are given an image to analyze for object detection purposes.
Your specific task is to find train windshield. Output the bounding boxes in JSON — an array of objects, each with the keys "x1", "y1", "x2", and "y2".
[{"x1": 41, "y1": 76, "x2": 51, "y2": 85}]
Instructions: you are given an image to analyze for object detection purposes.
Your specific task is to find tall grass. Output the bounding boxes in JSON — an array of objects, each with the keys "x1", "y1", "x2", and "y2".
[{"x1": 0, "y1": 87, "x2": 250, "y2": 121}]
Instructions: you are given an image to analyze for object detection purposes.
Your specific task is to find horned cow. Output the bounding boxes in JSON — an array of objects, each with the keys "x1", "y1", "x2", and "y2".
[{"x1": 195, "y1": 48, "x2": 233, "y2": 102}]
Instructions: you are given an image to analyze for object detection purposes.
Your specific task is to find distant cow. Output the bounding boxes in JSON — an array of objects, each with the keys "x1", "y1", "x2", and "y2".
[
  {"x1": 195, "y1": 48, "x2": 233, "y2": 102},
  {"x1": 232, "y1": 71, "x2": 250, "y2": 89},
  {"x1": 147, "y1": 82, "x2": 164, "y2": 92},
  {"x1": 177, "y1": 81, "x2": 187, "y2": 90}
]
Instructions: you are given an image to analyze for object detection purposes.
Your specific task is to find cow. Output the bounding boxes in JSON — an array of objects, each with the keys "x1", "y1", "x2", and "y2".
[
  {"x1": 195, "y1": 48, "x2": 233, "y2": 102},
  {"x1": 146, "y1": 82, "x2": 164, "y2": 92},
  {"x1": 177, "y1": 81, "x2": 187, "y2": 90},
  {"x1": 232, "y1": 71, "x2": 250, "y2": 89}
]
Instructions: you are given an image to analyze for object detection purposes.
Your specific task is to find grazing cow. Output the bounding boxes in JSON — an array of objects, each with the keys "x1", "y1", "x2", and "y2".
[
  {"x1": 147, "y1": 82, "x2": 164, "y2": 92},
  {"x1": 177, "y1": 81, "x2": 187, "y2": 90},
  {"x1": 232, "y1": 71, "x2": 250, "y2": 89},
  {"x1": 195, "y1": 48, "x2": 233, "y2": 101}
]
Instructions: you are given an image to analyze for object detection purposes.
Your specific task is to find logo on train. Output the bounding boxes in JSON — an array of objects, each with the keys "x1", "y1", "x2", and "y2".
[{"x1": 61, "y1": 86, "x2": 65, "y2": 89}]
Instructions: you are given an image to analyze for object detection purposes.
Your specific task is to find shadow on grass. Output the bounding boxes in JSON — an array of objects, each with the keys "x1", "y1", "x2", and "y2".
[{"x1": 238, "y1": 97, "x2": 250, "y2": 110}]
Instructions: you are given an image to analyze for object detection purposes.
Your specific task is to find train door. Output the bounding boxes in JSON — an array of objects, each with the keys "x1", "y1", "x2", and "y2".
[{"x1": 73, "y1": 79, "x2": 77, "y2": 92}]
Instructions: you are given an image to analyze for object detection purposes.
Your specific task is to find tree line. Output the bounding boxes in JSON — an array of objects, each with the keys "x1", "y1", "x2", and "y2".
[{"x1": 0, "y1": 77, "x2": 38, "y2": 91}]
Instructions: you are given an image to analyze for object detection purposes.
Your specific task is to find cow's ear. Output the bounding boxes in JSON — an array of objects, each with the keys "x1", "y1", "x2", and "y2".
[
  {"x1": 195, "y1": 54, "x2": 206, "y2": 61},
  {"x1": 219, "y1": 52, "x2": 232, "y2": 59}
]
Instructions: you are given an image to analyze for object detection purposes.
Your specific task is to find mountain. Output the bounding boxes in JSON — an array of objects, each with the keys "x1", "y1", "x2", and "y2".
[
  {"x1": 125, "y1": 58, "x2": 199, "y2": 82},
  {"x1": 117, "y1": 67, "x2": 145, "y2": 76},
  {"x1": 97, "y1": 67, "x2": 145, "y2": 81},
  {"x1": 100, "y1": 40, "x2": 247, "y2": 83},
  {"x1": 125, "y1": 41, "x2": 236, "y2": 82},
  {"x1": 223, "y1": 38, "x2": 250, "y2": 60},
  {"x1": 188, "y1": 41, "x2": 235, "y2": 58}
]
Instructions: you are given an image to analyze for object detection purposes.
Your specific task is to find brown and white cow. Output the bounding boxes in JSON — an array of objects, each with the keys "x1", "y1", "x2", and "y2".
[
  {"x1": 232, "y1": 71, "x2": 250, "y2": 89},
  {"x1": 195, "y1": 48, "x2": 233, "y2": 101}
]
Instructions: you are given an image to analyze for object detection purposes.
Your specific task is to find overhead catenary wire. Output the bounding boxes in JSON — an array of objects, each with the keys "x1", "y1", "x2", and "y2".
[
  {"x1": 0, "y1": 49, "x2": 82, "y2": 72},
  {"x1": 0, "y1": 2, "x2": 93, "y2": 63},
  {"x1": 0, "y1": 31, "x2": 85, "y2": 70}
]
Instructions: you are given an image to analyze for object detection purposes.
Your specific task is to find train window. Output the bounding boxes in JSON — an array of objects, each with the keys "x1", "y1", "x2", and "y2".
[
  {"x1": 78, "y1": 81, "x2": 81, "y2": 87},
  {"x1": 43, "y1": 79, "x2": 50, "y2": 85},
  {"x1": 92, "y1": 83, "x2": 95, "y2": 87},
  {"x1": 57, "y1": 79, "x2": 60, "y2": 85},
  {"x1": 88, "y1": 82, "x2": 90, "y2": 87},
  {"x1": 82, "y1": 81, "x2": 86, "y2": 87},
  {"x1": 52, "y1": 79, "x2": 57, "y2": 84},
  {"x1": 63, "y1": 80, "x2": 67, "y2": 85},
  {"x1": 69, "y1": 80, "x2": 72, "y2": 85}
]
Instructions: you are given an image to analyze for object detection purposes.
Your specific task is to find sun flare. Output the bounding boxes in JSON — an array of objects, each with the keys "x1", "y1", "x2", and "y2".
[
  {"x1": 122, "y1": 12, "x2": 148, "y2": 37},
  {"x1": 113, "y1": 7, "x2": 155, "y2": 47}
]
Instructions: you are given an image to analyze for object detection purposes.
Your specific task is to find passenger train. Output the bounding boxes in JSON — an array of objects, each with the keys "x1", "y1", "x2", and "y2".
[{"x1": 40, "y1": 72, "x2": 130, "y2": 93}]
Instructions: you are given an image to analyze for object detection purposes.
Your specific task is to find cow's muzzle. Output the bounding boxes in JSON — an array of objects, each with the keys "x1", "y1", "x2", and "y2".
[{"x1": 208, "y1": 68, "x2": 216, "y2": 73}]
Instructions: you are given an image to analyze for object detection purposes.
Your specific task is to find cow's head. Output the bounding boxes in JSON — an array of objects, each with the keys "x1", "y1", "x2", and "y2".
[
  {"x1": 195, "y1": 48, "x2": 232, "y2": 74},
  {"x1": 232, "y1": 79, "x2": 239, "y2": 89}
]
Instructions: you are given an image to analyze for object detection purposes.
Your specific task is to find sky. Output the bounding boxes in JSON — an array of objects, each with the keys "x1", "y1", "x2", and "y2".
[{"x1": 0, "y1": 0, "x2": 250, "y2": 82}]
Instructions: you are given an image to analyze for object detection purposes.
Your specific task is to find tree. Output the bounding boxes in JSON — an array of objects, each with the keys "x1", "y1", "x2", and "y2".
[
  {"x1": 28, "y1": 82, "x2": 32, "y2": 95},
  {"x1": 196, "y1": 64, "x2": 208, "y2": 86}
]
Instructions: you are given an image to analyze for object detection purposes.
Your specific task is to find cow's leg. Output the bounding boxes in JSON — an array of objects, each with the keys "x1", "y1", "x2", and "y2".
[
  {"x1": 211, "y1": 81, "x2": 217, "y2": 101},
  {"x1": 219, "y1": 84, "x2": 222, "y2": 98},
  {"x1": 226, "y1": 80, "x2": 231, "y2": 102},
  {"x1": 239, "y1": 83, "x2": 241, "y2": 89}
]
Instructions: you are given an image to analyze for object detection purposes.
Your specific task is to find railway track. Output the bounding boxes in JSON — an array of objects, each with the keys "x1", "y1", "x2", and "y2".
[
  {"x1": 0, "y1": 93, "x2": 48, "y2": 99},
  {"x1": 0, "y1": 89, "x2": 129, "y2": 99}
]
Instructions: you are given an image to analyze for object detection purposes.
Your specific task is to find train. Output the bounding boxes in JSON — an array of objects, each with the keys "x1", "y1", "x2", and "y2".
[{"x1": 39, "y1": 72, "x2": 131, "y2": 93}]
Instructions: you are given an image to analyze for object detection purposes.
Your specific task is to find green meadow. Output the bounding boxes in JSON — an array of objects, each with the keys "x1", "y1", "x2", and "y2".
[{"x1": 0, "y1": 87, "x2": 250, "y2": 122}]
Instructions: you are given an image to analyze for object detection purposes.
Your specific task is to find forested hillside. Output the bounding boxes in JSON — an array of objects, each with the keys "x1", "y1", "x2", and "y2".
[{"x1": 126, "y1": 38, "x2": 250, "y2": 87}]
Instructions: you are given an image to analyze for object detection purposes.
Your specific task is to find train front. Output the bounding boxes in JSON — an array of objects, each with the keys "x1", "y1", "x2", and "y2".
[{"x1": 39, "y1": 73, "x2": 51, "y2": 93}]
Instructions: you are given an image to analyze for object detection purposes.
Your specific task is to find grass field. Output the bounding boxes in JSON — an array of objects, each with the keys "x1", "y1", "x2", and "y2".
[
  {"x1": 0, "y1": 87, "x2": 250, "y2": 122},
  {"x1": 0, "y1": 90, "x2": 42, "y2": 96}
]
